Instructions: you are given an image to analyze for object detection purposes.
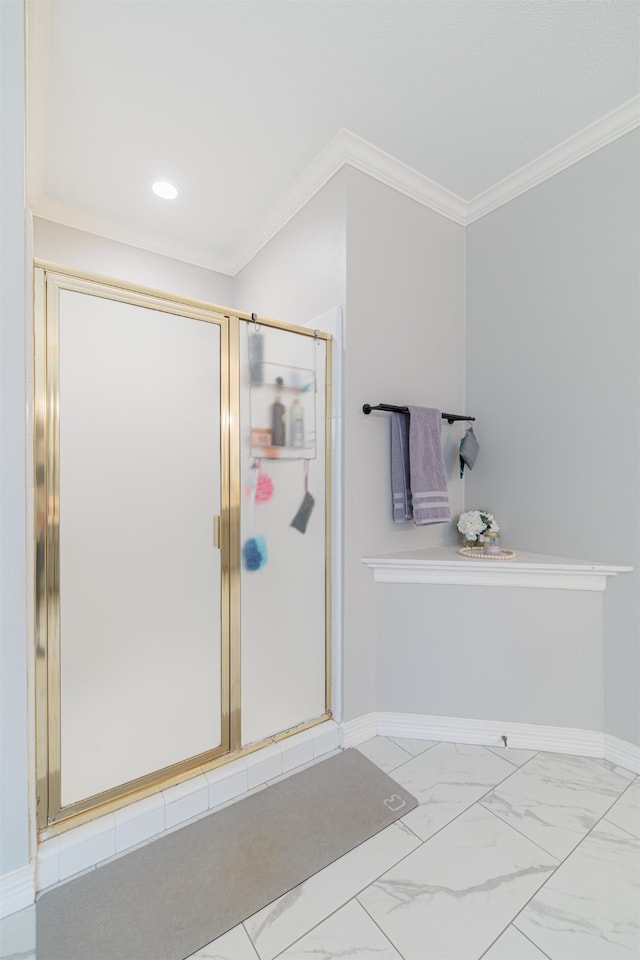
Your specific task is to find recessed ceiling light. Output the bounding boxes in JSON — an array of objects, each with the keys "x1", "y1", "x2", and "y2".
[{"x1": 152, "y1": 180, "x2": 178, "y2": 200}]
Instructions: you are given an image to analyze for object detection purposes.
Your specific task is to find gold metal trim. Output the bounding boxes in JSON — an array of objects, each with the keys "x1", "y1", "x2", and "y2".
[
  {"x1": 218, "y1": 317, "x2": 231, "y2": 758},
  {"x1": 46, "y1": 744, "x2": 230, "y2": 828},
  {"x1": 34, "y1": 260, "x2": 333, "y2": 834},
  {"x1": 35, "y1": 265, "x2": 234, "y2": 828},
  {"x1": 34, "y1": 267, "x2": 49, "y2": 831},
  {"x1": 34, "y1": 261, "x2": 332, "y2": 341},
  {"x1": 40, "y1": 711, "x2": 332, "y2": 839},
  {"x1": 324, "y1": 336, "x2": 333, "y2": 715},
  {"x1": 45, "y1": 274, "x2": 62, "y2": 822},
  {"x1": 227, "y1": 315, "x2": 242, "y2": 753}
]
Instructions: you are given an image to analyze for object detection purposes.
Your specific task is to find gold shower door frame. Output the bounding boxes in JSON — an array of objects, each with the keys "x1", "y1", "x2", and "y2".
[{"x1": 34, "y1": 263, "x2": 332, "y2": 835}]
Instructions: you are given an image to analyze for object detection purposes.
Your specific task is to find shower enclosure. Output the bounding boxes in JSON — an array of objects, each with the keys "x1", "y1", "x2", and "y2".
[{"x1": 34, "y1": 264, "x2": 331, "y2": 833}]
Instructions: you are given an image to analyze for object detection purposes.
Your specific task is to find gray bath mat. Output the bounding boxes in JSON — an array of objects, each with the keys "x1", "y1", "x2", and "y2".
[{"x1": 36, "y1": 748, "x2": 418, "y2": 959}]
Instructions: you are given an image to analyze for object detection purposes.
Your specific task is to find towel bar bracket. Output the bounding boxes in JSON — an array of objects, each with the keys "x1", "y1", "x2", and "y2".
[{"x1": 362, "y1": 403, "x2": 474, "y2": 425}]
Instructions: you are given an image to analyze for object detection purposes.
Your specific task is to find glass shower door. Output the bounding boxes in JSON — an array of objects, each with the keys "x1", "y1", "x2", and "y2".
[
  {"x1": 37, "y1": 271, "x2": 229, "y2": 821},
  {"x1": 238, "y1": 320, "x2": 330, "y2": 746}
]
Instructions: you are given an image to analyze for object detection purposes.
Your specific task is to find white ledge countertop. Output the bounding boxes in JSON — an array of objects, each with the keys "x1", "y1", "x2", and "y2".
[{"x1": 361, "y1": 546, "x2": 633, "y2": 591}]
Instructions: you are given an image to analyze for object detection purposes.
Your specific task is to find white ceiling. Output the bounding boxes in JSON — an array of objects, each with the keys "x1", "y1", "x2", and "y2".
[{"x1": 27, "y1": 1, "x2": 640, "y2": 275}]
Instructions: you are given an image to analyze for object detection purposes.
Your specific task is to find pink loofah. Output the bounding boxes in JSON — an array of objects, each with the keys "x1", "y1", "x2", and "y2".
[{"x1": 255, "y1": 470, "x2": 274, "y2": 503}]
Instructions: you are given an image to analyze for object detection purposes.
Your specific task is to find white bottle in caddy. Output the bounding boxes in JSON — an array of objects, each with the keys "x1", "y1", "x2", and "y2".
[{"x1": 289, "y1": 396, "x2": 305, "y2": 448}]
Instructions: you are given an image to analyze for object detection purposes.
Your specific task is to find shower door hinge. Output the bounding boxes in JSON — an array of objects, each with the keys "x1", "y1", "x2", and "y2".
[{"x1": 212, "y1": 515, "x2": 221, "y2": 549}]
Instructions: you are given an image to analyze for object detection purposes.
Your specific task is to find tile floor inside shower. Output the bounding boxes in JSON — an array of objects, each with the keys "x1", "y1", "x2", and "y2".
[{"x1": 2, "y1": 736, "x2": 638, "y2": 959}]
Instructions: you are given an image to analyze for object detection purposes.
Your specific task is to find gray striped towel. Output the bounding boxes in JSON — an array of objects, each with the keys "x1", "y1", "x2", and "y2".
[
  {"x1": 391, "y1": 412, "x2": 412, "y2": 522},
  {"x1": 406, "y1": 406, "x2": 451, "y2": 525}
]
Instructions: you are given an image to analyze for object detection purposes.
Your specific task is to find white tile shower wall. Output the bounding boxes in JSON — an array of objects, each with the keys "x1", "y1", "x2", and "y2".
[
  {"x1": 35, "y1": 839, "x2": 59, "y2": 892},
  {"x1": 163, "y1": 775, "x2": 209, "y2": 830},
  {"x1": 205, "y1": 758, "x2": 249, "y2": 808},
  {"x1": 58, "y1": 814, "x2": 116, "y2": 882},
  {"x1": 114, "y1": 794, "x2": 165, "y2": 853},
  {"x1": 281, "y1": 729, "x2": 316, "y2": 772},
  {"x1": 36, "y1": 720, "x2": 340, "y2": 892},
  {"x1": 312, "y1": 722, "x2": 340, "y2": 757},
  {"x1": 245, "y1": 744, "x2": 283, "y2": 789}
]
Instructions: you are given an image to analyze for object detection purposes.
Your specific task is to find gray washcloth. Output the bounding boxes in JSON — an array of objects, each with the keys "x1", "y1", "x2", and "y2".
[
  {"x1": 459, "y1": 426, "x2": 479, "y2": 478},
  {"x1": 406, "y1": 406, "x2": 451, "y2": 525},
  {"x1": 391, "y1": 412, "x2": 412, "y2": 522}
]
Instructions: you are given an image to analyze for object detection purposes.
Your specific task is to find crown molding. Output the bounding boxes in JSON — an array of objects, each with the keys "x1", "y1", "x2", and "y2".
[
  {"x1": 229, "y1": 131, "x2": 348, "y2": 275},
  {"x1": 26, "y1": 99, "x2": 640, "y2": 278},
  {"x1": 29, "y1": 196, "x2": 234, "y2": 276},
  {"x1": 342, "y1": 129, "x2": 468, "y2": 225},
  {"x1": 232, "y1": 100, "x2": 639, "y2": 272},
  {"x1": 466, "y1": 95, "x2": 640, "y2": 224},
  {"x1": 231, "y1": 129, "x2": 467, "y2": 275}
]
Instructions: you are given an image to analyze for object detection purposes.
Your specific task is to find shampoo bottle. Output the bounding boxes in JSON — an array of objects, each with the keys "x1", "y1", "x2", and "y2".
[
  {"x1": 271, "y1": 377, "x2": 286, "y2": 446},
  {"x1": 290, "y1": 396, "x2": 305, "y2": 448}
]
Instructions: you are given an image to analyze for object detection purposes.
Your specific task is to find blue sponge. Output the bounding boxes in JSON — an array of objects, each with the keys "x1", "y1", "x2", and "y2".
[{"x1": 242, "y1": 536, "x2": 268, "y2": 571}]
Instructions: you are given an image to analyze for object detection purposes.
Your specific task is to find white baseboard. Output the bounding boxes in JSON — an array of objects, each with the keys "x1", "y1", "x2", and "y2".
[
  {"x1": 604, "y1": 733, "x2": 640, "y2": 775},
  {"x1": 377, "y1": 713, "x2": 605, "y2": 757},
  {"x1": 341, "y1": 712, "x2": 640, "y2": 775},
  {"x1": 0, "y1": 863, "x2": 35, "y2": 919},
  {"x1": 340, "y1": 713, "x2": 378, "y2": 748}
]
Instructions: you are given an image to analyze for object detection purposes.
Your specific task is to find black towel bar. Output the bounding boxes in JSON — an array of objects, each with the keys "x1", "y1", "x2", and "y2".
[{"x1": 362, "y1": 403, "x2": 475, "y2": 425}]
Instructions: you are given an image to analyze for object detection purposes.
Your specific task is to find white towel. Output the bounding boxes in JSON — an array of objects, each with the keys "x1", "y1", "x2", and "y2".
[{"x1": 406, "y1": 406, "x2": 451, "y2": 525}]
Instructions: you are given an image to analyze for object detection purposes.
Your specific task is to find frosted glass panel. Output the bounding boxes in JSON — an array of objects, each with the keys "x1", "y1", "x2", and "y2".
[
  {"x1": 58, "y1": 291, "x2": 222, "y2": 805},
  {"x1": 240, "y1": 324, "x2": 327, "y2": 745}
]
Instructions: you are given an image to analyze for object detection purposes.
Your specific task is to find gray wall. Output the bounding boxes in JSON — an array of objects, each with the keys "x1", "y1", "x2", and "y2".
[
  {"x1": 33, "y1": 219, "x2": 234, "y2": 306},
  {"x1": 233, "y1": 171, "x2": 347, "y2": 326},
  {"x1": 0, "y1": 0, "x2": 30, "y2": 878},
  {"x1": 466, "y1": 131, "x2": 640, "y2": 746},
  {"x1": 343, "y1": 169, "x2": 466, "y2": 721},
  {"x1": 376, "y1": 584, "x2": 604, "y2": 731}
]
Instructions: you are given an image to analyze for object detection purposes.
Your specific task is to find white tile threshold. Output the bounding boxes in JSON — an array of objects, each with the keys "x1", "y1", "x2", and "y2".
[{"x1": 36, "y1": 720, "x2": 340, "y2": 893}]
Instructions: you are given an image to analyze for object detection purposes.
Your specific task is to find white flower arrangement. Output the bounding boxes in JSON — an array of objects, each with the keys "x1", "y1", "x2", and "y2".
[{"x1": 457, "y1": 510, "x2": 499, "y2": 541}]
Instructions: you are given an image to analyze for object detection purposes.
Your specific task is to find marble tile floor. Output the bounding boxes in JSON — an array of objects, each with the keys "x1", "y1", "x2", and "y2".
[
  {"x1": 192, "y1": 737, "x2": 639, "y2": 960},
  {"x1": 2, "y1": 736, "x2": 638, "y2": 960}
]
